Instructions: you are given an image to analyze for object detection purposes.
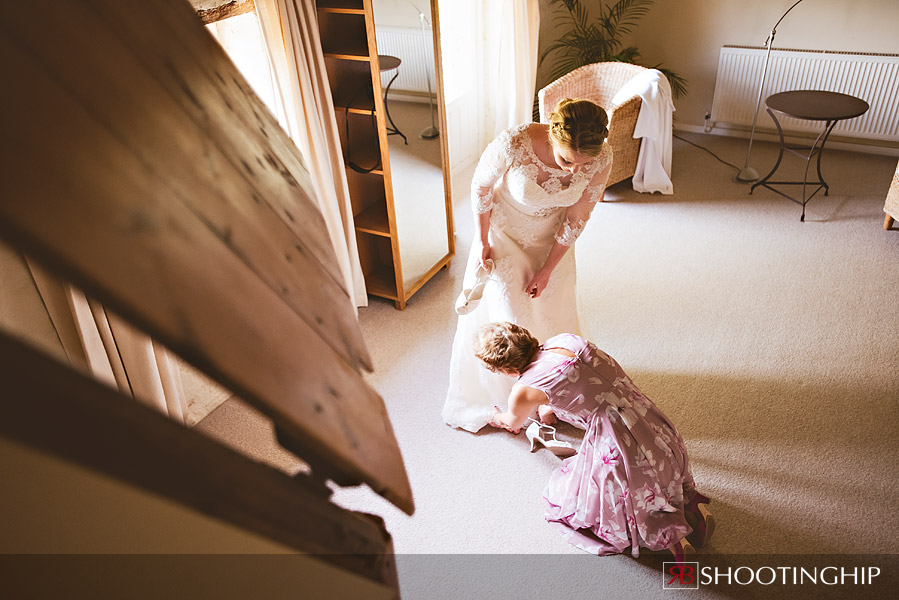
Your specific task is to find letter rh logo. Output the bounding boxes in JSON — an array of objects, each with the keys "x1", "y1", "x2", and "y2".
[{"x1": 663, "y1": 562, "x2": 700, "y2": 590}]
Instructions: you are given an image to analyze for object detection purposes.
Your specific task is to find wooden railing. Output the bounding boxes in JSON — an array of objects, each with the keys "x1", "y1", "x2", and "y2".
[
  {"x1": 0, "y1": 0, "x2": 411, "y2": 593},
  {"x1": 0, "y1": 331, "x2": 397, "y2": 585}
]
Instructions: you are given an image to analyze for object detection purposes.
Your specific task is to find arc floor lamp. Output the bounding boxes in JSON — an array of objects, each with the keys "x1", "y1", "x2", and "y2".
[{"x1": 737, "y1": 0, "x2": 807, "y2": 183}]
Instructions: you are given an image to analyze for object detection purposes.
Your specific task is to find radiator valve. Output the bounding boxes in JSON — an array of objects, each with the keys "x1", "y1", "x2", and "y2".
[{"x1": 704, "y1": 111, "x2": 713, "y2": 132}]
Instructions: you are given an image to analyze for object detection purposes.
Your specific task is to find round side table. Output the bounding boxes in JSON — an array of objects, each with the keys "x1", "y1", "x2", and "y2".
[{"x1": 750, "y1": 90, "x2": 869, "y2": 221}]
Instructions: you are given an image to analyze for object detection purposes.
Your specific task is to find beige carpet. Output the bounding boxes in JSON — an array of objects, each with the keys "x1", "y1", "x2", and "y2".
[{"x1": 195, "y1": 133, "x2": 899, "y2": 598}]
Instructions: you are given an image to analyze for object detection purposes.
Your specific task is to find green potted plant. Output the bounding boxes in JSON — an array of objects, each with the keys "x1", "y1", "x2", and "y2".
[{"x1": 541, "y1": 0, "x2": 687, "y2": 97}]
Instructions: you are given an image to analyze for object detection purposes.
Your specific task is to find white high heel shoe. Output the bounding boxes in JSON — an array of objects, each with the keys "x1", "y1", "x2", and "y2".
[
  {"x1": 455, "y1": 259, "x2": 494, "y2": 315},
  {"x1": 525, "y1": 420, "x2": 576, "y2": 458}
]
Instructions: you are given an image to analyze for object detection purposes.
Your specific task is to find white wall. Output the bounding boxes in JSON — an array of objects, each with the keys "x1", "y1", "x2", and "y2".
[
  {"x1": 373, "y1": 0, "x2": 424, "y2": 27},
  {"x1": 0, "y1": 436, "x2": 395, "y2": 597},
  {"x1": 537, "y1": 0, "x2": 899, "y2": 128}
]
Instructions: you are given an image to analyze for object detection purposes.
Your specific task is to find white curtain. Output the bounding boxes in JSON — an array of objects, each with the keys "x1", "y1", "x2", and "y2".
[
  {"x1": 254, "y1": 0, "x2": 368, "y2": 307},
  {"x1": 24, "y1": 258, "x2": 186, "y2": 422},
  {"x1": 480, "y1": 0, "x2": 540, "y2": 143}
]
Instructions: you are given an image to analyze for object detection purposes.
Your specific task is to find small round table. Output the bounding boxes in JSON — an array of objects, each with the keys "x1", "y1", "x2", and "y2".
[
  {"x1": 378, "y1": 55, "x2": 407, "y2": 145},
  {"x1": 750, "y1": 90, "x2": 869, "y2": 221}
]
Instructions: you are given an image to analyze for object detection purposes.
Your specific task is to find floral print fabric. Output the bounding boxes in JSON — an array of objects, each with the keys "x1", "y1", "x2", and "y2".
[{"x1": 518, "y1": 333, "x2": 695, "y2": 556}]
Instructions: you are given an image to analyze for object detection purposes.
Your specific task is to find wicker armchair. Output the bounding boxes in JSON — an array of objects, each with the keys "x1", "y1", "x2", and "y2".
[{"x1": 538, "y1": 62, "x2": 649, "y2": 187}]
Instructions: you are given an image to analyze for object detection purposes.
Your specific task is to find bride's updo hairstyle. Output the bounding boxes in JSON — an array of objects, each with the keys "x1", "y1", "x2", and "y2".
[
  {"x1": 474, "y1": 322, "x2": 540, "y2": 374},
  {"x1": 548, "y1": 97, "x2": 609, "y2": 157}
]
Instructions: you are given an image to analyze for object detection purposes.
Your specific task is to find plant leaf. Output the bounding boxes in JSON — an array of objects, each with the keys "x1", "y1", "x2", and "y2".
[{"x1": 540, "y1": 0, "x2": 688, "y2": 98}]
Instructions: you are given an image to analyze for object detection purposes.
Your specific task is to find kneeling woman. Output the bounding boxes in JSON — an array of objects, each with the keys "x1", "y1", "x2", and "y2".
[{"x1": 475, "y1": 322, "x2": 713, "y2": 561}]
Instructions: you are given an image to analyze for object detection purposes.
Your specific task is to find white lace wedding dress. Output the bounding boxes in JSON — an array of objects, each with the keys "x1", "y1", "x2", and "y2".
[{"x1": 442, "y1": 123, "x2": 613, "y2": 432}]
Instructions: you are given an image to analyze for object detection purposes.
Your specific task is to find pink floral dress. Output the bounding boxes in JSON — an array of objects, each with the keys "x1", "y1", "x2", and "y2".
[{"x1": 517, "y1": 333, "x2": 698, "y2": 556}]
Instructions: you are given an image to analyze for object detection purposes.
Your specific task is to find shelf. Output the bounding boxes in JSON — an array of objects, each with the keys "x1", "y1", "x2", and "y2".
[
  {"x1": 318, "y1": 8, "x2": 365, "y2": 16},
  {"x1": 317, "y1": 11, "x2": 368, "y2": 59},
  {"x1": 325, "y1": 58, "x2": 374, "y2": 114},
  {"x1": 339, "y1": 106, "x2": 377, "y2": 116},
  {"x1": 332, "y1": 88, "x2": 377, "y2": 114},
  {"x1": 345, "y1": 170, "x2": 387, "y2": 216},
  {"x1": 346, "y1": 164, "x2": 383, "y2": 176},
  {"x1": 363, "y1": 266, "x2": 399, "y2": 301},
  {"x1": 322, "y1": 52, "x2": 371, "y2": 62},
  {"x1": 316, "y1": 0, "x2": 364, "y2": 14},
  {"x1": 354, "y1": 204, "x2": 391, "y2": 237},
  {"x1": 342, "y1": 111, "x2": 384, "y2": 175},
  {"x1": 355, "y1": 234, "x2": 398, "y2": 300}
]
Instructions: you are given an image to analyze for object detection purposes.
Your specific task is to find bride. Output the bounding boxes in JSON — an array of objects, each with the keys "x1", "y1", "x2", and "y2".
[{"x1": 443, "y1": 98, "x2": 614, "y2": 432}]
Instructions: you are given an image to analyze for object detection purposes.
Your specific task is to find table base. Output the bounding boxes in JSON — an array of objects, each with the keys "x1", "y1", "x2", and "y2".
[
  {"x1": 750, "y1": 108, "x2": 839, "y2": 222},
  {"x1": 382, "y1": 71, "x2": 407, "y2": 145}
]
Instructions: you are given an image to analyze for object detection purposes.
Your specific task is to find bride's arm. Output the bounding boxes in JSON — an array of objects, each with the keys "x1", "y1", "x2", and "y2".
[
  {"x1": 474, "y1": 211, "x2": 492, "y2": 266},
  {"x1": 471, "y1": 130, "x2": 513, "y2": 267},
  {"x1": 525, "y1": 159, "x2": 613, "y2": 298}
]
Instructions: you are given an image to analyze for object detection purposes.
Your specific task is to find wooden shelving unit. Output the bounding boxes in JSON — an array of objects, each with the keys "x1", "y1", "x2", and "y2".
[
  {"x1": 315, "y1": 0, "x2": 453, "y2": 309},
  {"x1": 316, "y1": 0, "x2": 402, "y2": 305},
  {"x1": 353, "y1": 203, "x2": 391, "y2": 236}
]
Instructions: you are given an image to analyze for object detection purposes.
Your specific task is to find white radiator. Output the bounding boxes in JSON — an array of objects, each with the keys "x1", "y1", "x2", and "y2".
[
  {"x1": 375, "y1": 26, "x2": 435, "y2": 96},
  {"x1": 710, "y1": 46, "x2": 899, "y2": 142}
]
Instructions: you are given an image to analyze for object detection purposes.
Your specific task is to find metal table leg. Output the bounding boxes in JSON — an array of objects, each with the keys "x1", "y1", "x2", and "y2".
[
  {"x1": 382, "y1": 71, "x2": 407, "y2": 145},
  {"x1": 750, "y1": 108, "x2": 838, "y2": 221}
]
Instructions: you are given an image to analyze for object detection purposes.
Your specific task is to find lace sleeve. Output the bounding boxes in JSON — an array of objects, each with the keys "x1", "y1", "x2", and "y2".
[
  {"x1": 471, "y1": 129, "x2": 514, "y2": 214},
  {"x1": 554, "y1": 218, "x2": 588, "y2": 246},
  {"x1": 553, "y1": 146, "x2": 613, "y2": 246},
  {"x1": 585, "y1": 144, "x2": 613, "y2": 205}
]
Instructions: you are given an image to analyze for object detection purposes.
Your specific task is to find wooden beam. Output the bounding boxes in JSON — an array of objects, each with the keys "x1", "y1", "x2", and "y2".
[
  {"x1": 0, "y1": 330, "x2": 398, "y2": 586},
  {"x1": 0, "y1": 0, "x2": 413, "y2": 515},
  {"x1": 196, "y1": 0, "x2": 256, "y2": 25},
  {"x1": 85, "y1": 0, "x2": 372, "y2": 372}
]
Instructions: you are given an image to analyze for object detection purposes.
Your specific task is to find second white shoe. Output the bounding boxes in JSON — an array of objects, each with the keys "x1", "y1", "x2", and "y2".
[{"x1": 526, "y1": 420, "x2": 576, "y2": 458}]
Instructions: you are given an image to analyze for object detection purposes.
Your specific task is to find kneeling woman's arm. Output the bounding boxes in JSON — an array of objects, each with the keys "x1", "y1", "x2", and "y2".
[{"x1": 489, "y1": 383, "x2": 547, "y2": 433}]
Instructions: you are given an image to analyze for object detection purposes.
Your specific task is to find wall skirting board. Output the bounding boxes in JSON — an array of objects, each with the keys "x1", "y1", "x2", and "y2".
[{"x1": 675, "y1": 123, "x2": 899, "y2": 158}]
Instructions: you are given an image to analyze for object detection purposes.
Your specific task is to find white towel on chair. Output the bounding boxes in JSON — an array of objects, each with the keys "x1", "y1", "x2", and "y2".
[{"x1": 611, "y1": 69, "x2": 675, "y2": 195}]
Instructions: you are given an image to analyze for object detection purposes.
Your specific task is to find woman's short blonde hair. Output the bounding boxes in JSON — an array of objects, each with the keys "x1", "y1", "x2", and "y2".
[
  {"x1": 547, "y1": 97, "x2": 609, "y2": 157},
  {"x1": 474, "y1": 322, "x2": 540, "y2": 374}
]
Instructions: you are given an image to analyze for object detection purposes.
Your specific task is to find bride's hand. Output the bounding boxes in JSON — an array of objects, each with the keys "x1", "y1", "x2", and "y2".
[
  {"x1": 477, "y1": 241, "x2": 492, "y2": 269},
  {"x1": 525, "y1": 268, "x2": 552, "y2": 299}
]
